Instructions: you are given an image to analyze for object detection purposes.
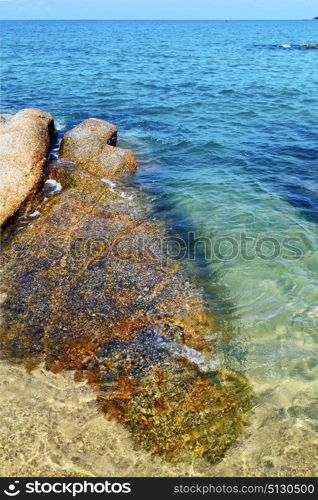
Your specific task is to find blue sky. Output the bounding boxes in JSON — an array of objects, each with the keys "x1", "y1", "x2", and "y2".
[{"x1": 0, "y1": 0, "x2": 317, "y2": 20}]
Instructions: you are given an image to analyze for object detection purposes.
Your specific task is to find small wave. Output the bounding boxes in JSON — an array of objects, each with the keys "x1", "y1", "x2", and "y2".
[
  {"x1": 101, "y1": 177, "x2": 134, "y2": 200},
  {"x1": 101, "y1": 177, "x2": 116, "y2": 191},
  {"x1": 154, "y1": 334, "x2": 222, "y2": 373},
  {"x1": 54, "y1": 118, "x2": 67, "y2": 131}
]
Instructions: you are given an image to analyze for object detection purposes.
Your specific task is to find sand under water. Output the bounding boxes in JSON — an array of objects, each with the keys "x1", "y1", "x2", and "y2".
[{"x1": 0, "y1": 361, "x2": 317, "y2": 477}]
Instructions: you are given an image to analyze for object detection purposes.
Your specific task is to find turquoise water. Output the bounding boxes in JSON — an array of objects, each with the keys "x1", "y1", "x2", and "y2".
[{"x1": 1, "y1": 20, "x2": 318, "y2": 474}]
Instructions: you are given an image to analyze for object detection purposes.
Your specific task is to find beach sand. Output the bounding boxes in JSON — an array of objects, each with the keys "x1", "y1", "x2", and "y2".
[{"x1": 1, "y1": 361, "x2": 317, "y2": 477}]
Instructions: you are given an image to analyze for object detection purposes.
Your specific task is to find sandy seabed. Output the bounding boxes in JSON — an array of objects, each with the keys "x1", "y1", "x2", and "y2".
[{"x1": 0, "y1": 361, "x2": 317, "y2": 478}]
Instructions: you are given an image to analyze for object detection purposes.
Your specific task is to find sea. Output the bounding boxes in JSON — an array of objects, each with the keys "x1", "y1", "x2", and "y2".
[{"x1": 1, "y1": 20, "x2": 317, "y2": 476}]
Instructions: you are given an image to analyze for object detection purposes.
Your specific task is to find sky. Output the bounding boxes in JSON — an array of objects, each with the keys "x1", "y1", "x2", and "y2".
[{"x1": 0, "y1": 0, "x2": 317, "y2": 20}]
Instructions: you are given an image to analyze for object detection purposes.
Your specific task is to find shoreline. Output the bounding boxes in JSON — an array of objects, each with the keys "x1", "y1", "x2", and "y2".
[
  {"x1": 1, "y1": 360, "x2": 316, "y2": 477},
  {"x1": 0, "y1": 110, "x2": 251, "y2": 471},
  {"x1": 1, "y1": 18, "x2": 318, "y2": 480}
]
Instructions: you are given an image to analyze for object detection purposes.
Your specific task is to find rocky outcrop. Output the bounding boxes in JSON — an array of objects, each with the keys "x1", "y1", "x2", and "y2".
[
  {"x1": 0, "y1": 108, "x2": 55, "y2": 226},
  {"x1": 59, "y1": 118, "x2": 137, "y2": 178},
  {"x1": 0, "y1": 117, "x2": 251, "y2": 464}
]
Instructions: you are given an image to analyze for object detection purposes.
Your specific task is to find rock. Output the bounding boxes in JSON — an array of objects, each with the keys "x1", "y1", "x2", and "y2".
[
  {"x1": 96, "y1": 326, "x2": 251, "y2": 462},
  {"x1": 300, "y1": 44, "x2": 318, "y2": 48},
  {"x1": 0, "y1": 121, "x2": 251, "y2": 464},
  {"x1": 0, "y1": 108, "x2": 55, "y2": 226},
  {"x1": 0, "y1": 159, "x2": 251, "y2": 463},
  {"x1": 59, "y1": 118, "x2": 137, "y2": 178}
]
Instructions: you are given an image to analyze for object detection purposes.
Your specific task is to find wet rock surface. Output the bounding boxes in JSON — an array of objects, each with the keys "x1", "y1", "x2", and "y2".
[
  {"x1": 0, "y1": 117, "x2": 251, "y2": 464},
  {"x1": 0, "y1": 108, "x2": 55, "y2": 226}
]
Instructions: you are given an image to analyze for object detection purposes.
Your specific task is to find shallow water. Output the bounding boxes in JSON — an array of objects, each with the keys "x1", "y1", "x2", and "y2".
[{"x1": 1, "y1": 20, "x2": 318, "y2": 476}]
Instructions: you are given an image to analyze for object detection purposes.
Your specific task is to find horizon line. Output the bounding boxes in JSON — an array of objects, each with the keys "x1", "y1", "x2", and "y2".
[{"x1": 0, "y1": 18, "x2": 315, "y2": 21}]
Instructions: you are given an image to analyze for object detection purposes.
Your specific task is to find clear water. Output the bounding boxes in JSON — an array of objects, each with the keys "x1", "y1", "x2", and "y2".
[{"x1": 1, "y1": 20, "x2": 318, "y2": 476}]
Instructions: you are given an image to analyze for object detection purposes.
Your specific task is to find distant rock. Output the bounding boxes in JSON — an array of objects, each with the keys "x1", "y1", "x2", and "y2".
[
  {"x1": 59, "y1": 118, "x2": 137, "y2": 178},
  {"x1": 300, "y1": 43, "x2": 318, "y2": 48},
  {"x1": 0, "y1": 108, "x2": 55, "y2": 226}
]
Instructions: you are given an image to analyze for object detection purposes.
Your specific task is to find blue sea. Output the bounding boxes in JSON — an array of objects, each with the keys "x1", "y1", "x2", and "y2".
[{"x1": 1, "y1": 20, "x2": 318, "y2": 475}]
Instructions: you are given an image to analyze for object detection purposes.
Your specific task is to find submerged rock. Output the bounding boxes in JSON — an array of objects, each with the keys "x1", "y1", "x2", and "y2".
[
  {"x1": 59, "y1": 118, "x2": 137, "y2": 178},
  {"x1": 96, "y1": 326, "x2": 251, "y2": 462},
  {"x1": 0, "y1": 117, "x2": 251, "y2": 464},
  {"x1": 0, "y1": 108, "x2": 55, "y2": 226}
]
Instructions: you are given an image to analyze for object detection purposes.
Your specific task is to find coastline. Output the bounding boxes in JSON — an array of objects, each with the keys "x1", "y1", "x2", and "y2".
[
  {"x1": 1, "y1": 18, "x2": 318, "y2": 481},
  {"x1": 0, "y1": 110, "x2": 251, "y2": 471},
  {"x1": 0, "y1": 106, "x2": 317, "y2": 477}
]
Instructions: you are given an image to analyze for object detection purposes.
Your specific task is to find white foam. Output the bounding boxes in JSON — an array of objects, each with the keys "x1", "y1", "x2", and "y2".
[
  {"x1": 101, "y1": 178, "x2": 117, "y2": 191},
  {"x1": 55, "y1": 119, "x2": 67, "y2": 131},
  {"x1": 29, "y1": 210, "x2": 40, "y2": 218},
  {"x1": 101, "y1": 178, "x2": 134, "y2": 200},
  {"x1": 44, "y1": 179, "x2": 62, "y2": 195},
  {"x1": 118, "y1": 191, "x2": 133, "y2": 201},
  {"x1": 50, "y1": 138, "x2": 62, "y2": 159},
  {"x1": 282, "y1": 44, "x2": 291, "y2": 48}
]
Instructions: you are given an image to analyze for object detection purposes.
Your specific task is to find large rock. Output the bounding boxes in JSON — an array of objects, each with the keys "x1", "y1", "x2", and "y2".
[
  {"x1": 1, "y1": 161, "x2": 213, "y2": 369},
  {"x1": 59, "y1": 118, "x2": 137, "y2": 178},
  {"x1": 0, "y1": 159, "x2": 251, "y2": 463},
  {"x1": 0, "y1": 118, "x2": 251, "y2": 464},
  {"x1": 0, "y1": 108, "x2": 55, "y2": 226}
]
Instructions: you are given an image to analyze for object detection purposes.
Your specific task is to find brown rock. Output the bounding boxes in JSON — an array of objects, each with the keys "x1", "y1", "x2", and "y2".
[
  {"x1": 0, "y1": 108, "x2": 55, "y2": 226},
  {"x1": 0, "y1": 114, "x2": 251, "y2": 463},
  {"x1": 0, "y1": 158, "x2": 251, "y2": 463},
  {"x1": 59, "y1": 118, "x2": 137, "y2": 178},
  {"x1": 0, "y1": 160, "x2": 212, "y2": 367}
]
